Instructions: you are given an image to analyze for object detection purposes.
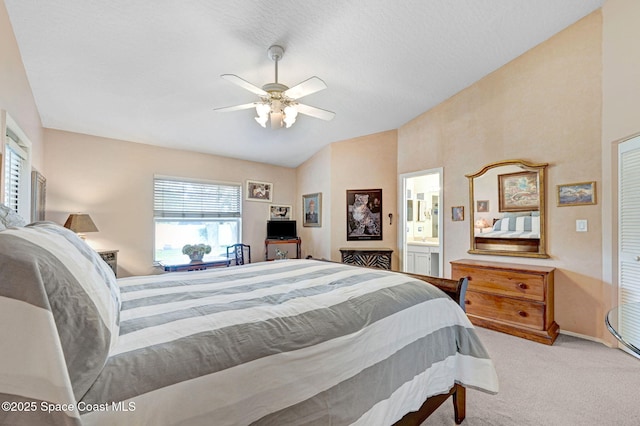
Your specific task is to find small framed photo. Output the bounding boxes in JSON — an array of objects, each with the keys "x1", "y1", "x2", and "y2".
[
  {"x1": 246, "y1": 180, "x2": 272, "y2": 202},
  {"x1": 557, "y1": 181, "x2": 597, "y2": 207},
  {"x1": 452, "y1": 206, "x2": 464, "y2": 221},
  {"x1": 269, "y1": 205, "x2": 292, "y2": 220},
  {"x1": 476, "y1": 200, "x2": 489, "y2": 213},
  {"x1": 302, "y1": 193, "x2": 322, "y2": 227}
]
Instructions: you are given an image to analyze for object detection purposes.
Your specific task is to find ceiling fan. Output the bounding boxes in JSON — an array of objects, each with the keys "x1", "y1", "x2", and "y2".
[{"x1": 214, "y1": 45, "x2": 335, "y2": 129}]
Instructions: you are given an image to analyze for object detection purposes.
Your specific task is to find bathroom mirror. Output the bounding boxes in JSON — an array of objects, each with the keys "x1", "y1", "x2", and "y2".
[{"x1": 467, "y1": 159, "x2": 549, "y2": 258}]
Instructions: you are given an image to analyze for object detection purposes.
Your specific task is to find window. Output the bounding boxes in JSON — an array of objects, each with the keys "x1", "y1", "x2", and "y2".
[
  {"x1": 3, "y1": 115, "x2": 31, "y2": 219},
  {"x1": 153, "y1": 176, "x2": 242, "y2": 263}
]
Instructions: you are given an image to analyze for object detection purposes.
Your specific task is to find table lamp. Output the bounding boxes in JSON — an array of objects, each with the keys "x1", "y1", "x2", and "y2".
[
  {"x1": 475, "y1": 218, "x2": 491, "y2": 229},
  {"x1": 64, "y1": 213, "x2": 98, "y2": 239}
]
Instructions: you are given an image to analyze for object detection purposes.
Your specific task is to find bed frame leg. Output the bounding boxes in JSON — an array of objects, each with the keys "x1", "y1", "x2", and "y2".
[{"x1": 453, "y1": 384, "x2": 466, "y2": 424}]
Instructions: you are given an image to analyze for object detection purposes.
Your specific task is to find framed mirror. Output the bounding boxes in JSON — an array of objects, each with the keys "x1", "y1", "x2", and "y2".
[{"x1": 466, "y1": 159, "x2": 549, "y2": 258}]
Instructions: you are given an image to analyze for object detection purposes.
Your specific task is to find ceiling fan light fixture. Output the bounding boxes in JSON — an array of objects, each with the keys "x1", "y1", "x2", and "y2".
[
  {"x1": 215, "y1": 45, "x2": 335, "y2": 128},
  {"x1": 270, "y1": 110, "x2": 284, "y2": 129},
  {"x1": 255, "y1": 115, "x2": 268, "y2": 128},
  {"x1": 283, "y1": 105, "x2": 298, "y2": 128},
  {"x1": 255, "y1": 103, "x2": 270, "y2": 127}
]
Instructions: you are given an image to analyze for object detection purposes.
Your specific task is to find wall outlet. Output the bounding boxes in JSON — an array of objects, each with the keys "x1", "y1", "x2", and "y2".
[{"x1": 576, "y1": 219, "x2": 588, "y2": 232}]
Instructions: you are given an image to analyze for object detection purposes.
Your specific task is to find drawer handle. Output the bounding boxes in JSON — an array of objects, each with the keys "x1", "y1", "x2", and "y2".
[
  {"x1": 517, "y1": 282, "x2": 528, "y2": 290},
  {"x1": 518, "y1": 311, "x2": 528, "y2": 317},
  {"x1": 465, "y1": 300, "x2": 471, "y2": 305}
]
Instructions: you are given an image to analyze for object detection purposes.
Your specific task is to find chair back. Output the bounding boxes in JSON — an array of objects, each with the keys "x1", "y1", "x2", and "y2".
[{"x1": 227, "y1": 243, "x2": 251, "y2": 265}]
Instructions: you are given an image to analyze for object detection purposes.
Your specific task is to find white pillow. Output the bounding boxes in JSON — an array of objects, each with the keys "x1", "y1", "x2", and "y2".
[{"x1": 0, "y1": 203, "x2": 27, "y2": 228}]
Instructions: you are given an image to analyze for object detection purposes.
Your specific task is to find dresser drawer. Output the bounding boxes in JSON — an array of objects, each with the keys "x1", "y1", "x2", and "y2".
[
  {"x1": 465, "y1": 291, "x2": 544, "y2": 330},
  {"x1": 452, "y1": 265, "x2": 544, "y2": 302}
]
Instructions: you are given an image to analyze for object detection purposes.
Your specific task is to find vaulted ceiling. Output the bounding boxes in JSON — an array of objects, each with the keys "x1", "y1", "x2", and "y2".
[{"x1": 5, "y1": 0, "x2": 604, "y2": 167}]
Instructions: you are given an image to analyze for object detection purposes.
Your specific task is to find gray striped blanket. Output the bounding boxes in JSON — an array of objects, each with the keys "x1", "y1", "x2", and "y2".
[
  {"x1": 81, "y1": 260, "x2": 498, "y2": 425},
  {"x1": 0, "y1": 222, "x2": 498, "y2": 426}
]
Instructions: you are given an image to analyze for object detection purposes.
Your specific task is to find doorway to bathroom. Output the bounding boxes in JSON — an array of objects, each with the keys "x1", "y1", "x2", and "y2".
[{"x1": 399, "y1": 168, "x2": 443, "y2": 277}]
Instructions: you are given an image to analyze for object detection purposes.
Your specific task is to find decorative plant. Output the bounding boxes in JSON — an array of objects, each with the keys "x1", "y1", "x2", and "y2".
[
  {"x1": 182, "y1": 244, "x2": 211, "y2": 260},
  {"x1": 275, "y1": 248, "x2": 288, "y2": 260}
]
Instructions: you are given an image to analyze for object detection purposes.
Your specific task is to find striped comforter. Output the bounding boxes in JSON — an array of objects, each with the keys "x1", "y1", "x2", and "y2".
[
  {"x1": 81, "y1": 260, "x2": 498, "y2": 425},
  {"x1": 0, "y1": 221, "x2": 498, "y2": 426}
]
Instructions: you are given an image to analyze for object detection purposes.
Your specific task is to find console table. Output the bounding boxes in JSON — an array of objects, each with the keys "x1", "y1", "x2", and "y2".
[
  {"x1": 265, "y1": 238, "x2": 302, "y2": 261},
  {"x1": 339, "y1": 248, "x2": 393, "y2": 270}
]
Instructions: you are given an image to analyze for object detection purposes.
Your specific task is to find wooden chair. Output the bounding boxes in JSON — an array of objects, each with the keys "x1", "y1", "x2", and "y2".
[{"x1": 226, "y1": 243, "x2": 251, "y2": 266}]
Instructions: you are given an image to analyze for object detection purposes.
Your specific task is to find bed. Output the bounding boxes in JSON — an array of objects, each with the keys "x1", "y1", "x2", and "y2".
[
  {"x1": 474, "y1": 212, "x2": 540, "y2": 252},
  {"x1": 0, "y1": 221, "x2": 498, "y2": 425}
]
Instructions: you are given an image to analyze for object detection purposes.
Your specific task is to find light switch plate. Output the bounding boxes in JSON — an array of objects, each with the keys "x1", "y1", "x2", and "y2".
[{"x1": 576, "y1": 219, "x2": 588, "y2": 232}]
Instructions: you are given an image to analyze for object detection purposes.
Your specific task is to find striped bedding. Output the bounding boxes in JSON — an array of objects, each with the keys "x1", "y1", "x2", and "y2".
[
  {"x1": 1, "y1": 222, "x2": 498, "y2": 425},
  {"x1": 477, "y1": 215, "x2": 540, "y2": 239}
]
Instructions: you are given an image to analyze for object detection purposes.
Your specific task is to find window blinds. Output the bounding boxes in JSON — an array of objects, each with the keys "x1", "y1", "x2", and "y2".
[
  {"x1": 154, "y1": 178, "x2": 241, "y2": 218},
  {"x1": 4, "y1": 135, "x2": 26, "y2": 213}
]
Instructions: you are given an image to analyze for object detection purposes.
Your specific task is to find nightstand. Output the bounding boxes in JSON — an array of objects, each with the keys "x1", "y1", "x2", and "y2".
[{"x1": 98, "y1": 249, "x2": 119, "y2": 277}]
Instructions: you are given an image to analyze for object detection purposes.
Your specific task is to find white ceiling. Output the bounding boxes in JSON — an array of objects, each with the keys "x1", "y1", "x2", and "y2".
[{"x1": 5, "y1": 0, "x2": 604, "y2": 168}]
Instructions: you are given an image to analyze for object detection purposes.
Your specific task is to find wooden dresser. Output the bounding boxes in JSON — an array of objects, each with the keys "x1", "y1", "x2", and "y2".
[{"x1": 450, "y1": 259, "x2": 558, "y2": 345}]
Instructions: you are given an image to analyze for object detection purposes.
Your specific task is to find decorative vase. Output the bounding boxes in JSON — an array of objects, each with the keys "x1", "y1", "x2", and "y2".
[{"x1": 189, "y1": 252, "x2": 204, "y2": 262}]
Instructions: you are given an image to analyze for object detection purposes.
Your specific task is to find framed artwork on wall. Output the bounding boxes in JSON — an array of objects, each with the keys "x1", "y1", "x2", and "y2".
[
  {"x1": 476, "y1": 200, "x2": 489, "y2": 212},
  {"x1": 246, "y1": 180, "x2": 273, "y2": 202},
  {"x1": 346, "y1": 189, "x2": 382, "y2": 240},
  {"x1": 269, "y1": 205, "x2": 292, "y2": 220},
  {"x1": 557, "y1": 181, "x2": 597, "y2": 206},
  {"x1": 452, "y1": 206, "x2": 464, "y2": 221},
  {"x1": 498, "y1": 171, "x2": 539, "y2": 212},
  {"x1": 302, "y1": 193, "x2": 321, "y2": 227}
]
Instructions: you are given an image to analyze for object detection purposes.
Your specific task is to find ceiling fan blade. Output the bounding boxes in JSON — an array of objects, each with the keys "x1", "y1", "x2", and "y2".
[
  {"x1": 213, "y1": 102, "x2": 259, "y2": 112},
  {"x1": 296, "y1": 103, "x2": 336, "y2": 121},
  {"x1": 221, "y1": 74, "x2": 268, "y2": 97},
  {"x1": 283, "y1": 77, "x2": 327, "y2": 100}
]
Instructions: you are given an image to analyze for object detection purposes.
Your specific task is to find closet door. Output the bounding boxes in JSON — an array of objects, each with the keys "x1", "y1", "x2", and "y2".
[{"x1": 618, "y1": 135, "x2": 640, "y2": 346}]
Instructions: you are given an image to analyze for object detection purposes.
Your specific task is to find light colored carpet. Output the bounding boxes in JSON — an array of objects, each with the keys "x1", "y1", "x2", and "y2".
[{"x1": 424, "y1": 327, "x2": 640, "y2": 425}]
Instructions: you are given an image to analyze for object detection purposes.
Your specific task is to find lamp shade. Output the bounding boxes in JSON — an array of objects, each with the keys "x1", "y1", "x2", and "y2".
[
  {"x1": 475, "y1": 218, "x2": 490, "y2": 229},
  {"x1": 64, "y1": 214, "x2": 98, "y2": 233}
]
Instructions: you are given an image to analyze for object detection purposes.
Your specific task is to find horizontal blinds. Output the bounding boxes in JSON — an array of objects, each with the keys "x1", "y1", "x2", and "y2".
[
  {"x1": 154, "y1": 178, "x2": 241, "y2": 218},
  {"x1": 4, "y1": 141, "x2": 25, "y2": 212}
]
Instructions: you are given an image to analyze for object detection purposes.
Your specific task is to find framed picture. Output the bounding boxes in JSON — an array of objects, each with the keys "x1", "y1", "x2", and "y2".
[
  {"x1": 498, "y1": 171, "x2": 539, "y2": 212},
  {"x1": 476, "y1": 200, "x2": 489, "y2": 212},
  {"x1": 246, "y1": 180, "x2": 272, "y2": 202},
  {"x1": 302, "y1": 193, "x2": 322, "y2": 227},
  {"x1": 269, "y1": 204, "x2": 292, "y2": 220},
  {"x1": 452, "y1": 206, "x2": 464, "y2": 221},
  {"x1": 557, "y1": 181, "x2": 597, "y2": 206},
  {"x1": 346, "y1": 189, "x2": 382, "y2": 240}
]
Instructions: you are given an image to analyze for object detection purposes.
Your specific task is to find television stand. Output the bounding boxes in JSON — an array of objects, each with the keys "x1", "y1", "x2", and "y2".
[{"x1": 265, "y1": 238, "x2": 301, "y2": 261}]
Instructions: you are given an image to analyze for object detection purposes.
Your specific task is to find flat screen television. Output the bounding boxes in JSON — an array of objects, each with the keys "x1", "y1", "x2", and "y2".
[{"x1": 267, "y1": 220, "x2": 297, "y2": 240}]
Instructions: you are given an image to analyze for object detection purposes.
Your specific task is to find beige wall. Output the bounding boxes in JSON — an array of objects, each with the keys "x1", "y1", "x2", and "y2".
[
  {"x1": 43, "y1": 129, "x2": 296, "y2": 276},
  {"x1": 296, "y1": 145, "x2": 332, "y2": 260},
  {"x1": 0, "y1": 1, "x2": 43, "y2": 171},
  {"x1": 296, "y1": 130, "x2": 399, "y2": 268},
  {"x1": 601, "y1": 0, "x2": 640, "y2": 340},
  {"x1": 398, "y1": 12, "x2": 605, "y2": 340},
  {"x1": 330, "y1": 131, "x2": 398, "y2": 268}
]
